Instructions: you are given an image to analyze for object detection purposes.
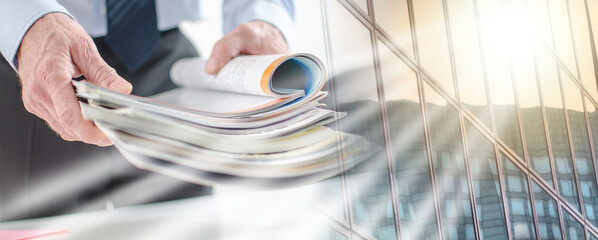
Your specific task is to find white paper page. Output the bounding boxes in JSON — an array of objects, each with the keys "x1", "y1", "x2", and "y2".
[
  {"x1": 152, "y1": 87, "x2": 288, "y2": 114},
  {"x1": 170, "y1": 55, "x2": 285, "y2": 96}
]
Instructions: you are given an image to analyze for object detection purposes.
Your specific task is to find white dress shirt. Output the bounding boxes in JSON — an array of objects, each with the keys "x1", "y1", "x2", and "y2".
[{"x1": 0, "y1": 0, "x2": 295, "y2": 70}]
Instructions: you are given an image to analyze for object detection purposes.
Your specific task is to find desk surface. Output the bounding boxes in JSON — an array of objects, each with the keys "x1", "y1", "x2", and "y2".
[{"x1": 0, "y1": 182, "x2": 346, "y2": 240}]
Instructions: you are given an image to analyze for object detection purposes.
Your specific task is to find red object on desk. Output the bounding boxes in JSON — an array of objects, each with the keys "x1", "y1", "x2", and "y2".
[{"x1": 0, "y1": 229, "x2": 68, "y2": 239}]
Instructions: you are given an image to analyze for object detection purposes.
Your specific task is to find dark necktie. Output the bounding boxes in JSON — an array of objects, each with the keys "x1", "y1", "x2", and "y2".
[{"x1": 105, "y1": 0, "x2": 160, "y2": 73}]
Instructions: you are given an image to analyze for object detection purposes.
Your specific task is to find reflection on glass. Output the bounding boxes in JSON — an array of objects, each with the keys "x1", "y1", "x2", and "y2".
[
  {"x1": 476, "y1": 0, "x2": 524, "y2": 158},
  {"x1": 379, "y1": 41, "x2": 439, "y2": 240},
  {"x1": 412, "y1": 0, "x2": 455, "y2": 97},
  {"x1": 465, "y1": 121, "x2": 508, "y2": 239},
  {"x1": 526, "y1": 0, "x2": 554, "y2": 49},
  {"x1": 533, "y1": 181, "x2": 563, "y2": 239},
  {"x1": 563, "y1": 210, "x2": 585, "y2": 240},
  {"x1": 568, "y1": 0, "x2": 598, "y2": 100},
  {"x1": 506, "y1": 3, "x2": 554, "y2": 187},
  {"x1": 537, "y1": 47, "x2": 581, "y2": 211},
  {"x1": 425, "y1": 84, "x2": 475, "y2": 240},
  {"x1": 372, "y1": 0, "x2": 415, "y2": 59},
  {"x1": 563, "y1": 77, "x2": 598, "y2": 227},
  {"x1": 546, "y1": 0, "x2": 578, "y2": 80},
  {"x1": 514, "y1": 45, "x2": 553, "y2": 186},
  {"x1": 445, "y1": 0, "x2": 491, "y2": 127},
  {"x1": 326, "y1": 2, "x2": 396, "y2": 238},
  {"x1": 501, "y1": 155, "x2": 536, "y2": 240},
  {"x1": 350, "y1": 0, "x2": 368, "y2": 15}
]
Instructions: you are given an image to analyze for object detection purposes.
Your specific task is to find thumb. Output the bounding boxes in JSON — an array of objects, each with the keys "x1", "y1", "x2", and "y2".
[{"x1": 71, "y1": 40, "x2": 132, "y2": 94}]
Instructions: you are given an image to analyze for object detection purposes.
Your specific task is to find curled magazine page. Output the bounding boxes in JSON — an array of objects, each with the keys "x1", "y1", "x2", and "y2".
[
  {"x1": 169, "y1": 53, "x2": 326, "y2": 99},
  {"x1": 170, "y1": 55, "x2": 285, "y2": 96}
]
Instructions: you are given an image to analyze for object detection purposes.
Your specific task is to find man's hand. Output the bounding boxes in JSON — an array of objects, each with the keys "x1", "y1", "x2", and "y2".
[
  {"x1": 205, "y1": 21, "x2": 289, "y2": 74},
  {"x1": 18, "y1": 13, "x2": 132, "y2": 146}
]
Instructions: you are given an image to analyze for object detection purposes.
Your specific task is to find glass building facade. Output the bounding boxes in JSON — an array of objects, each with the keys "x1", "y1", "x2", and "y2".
[{"x1": 300, "y1": 0, "x2": 598, "y2": 239}]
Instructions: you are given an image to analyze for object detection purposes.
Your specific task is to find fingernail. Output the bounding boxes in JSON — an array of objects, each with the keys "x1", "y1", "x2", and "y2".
[{"x1": 205, "y1": 59, "x2": 218, "y2": 74}]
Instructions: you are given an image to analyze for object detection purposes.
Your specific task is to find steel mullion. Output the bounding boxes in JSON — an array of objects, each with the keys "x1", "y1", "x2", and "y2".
[
  {"x1": 562, "y1": 2, "x2": 595, "y2": 234},
  {"x1": 404, "y1": 0, "x2": 445, "y2": 238},
  {"x1": 558, "y1": 65, "x2": 588, "y2": 234},
  {"x1": 542, "y1": 1, "x2": 569, "y2": 238},
  {"x1": 441, "y1": 0, "x2": 485, "y2": 238},
  {"x1": 408, "y1": 0, "x2": 447, "y2": 239},
  {"x1": 582, "y1": 0, "x2": 598, "y2": 100},
  {"x1": 319, "y1": 1, "x2": 354, "y2": 238},
  {"x1": 495, "y1": 0, "x2": 533, "y2": 238},
  {"x1": 366, "y1": 0, "x2": 403, "y2": 238},
  {"x1": 582, "y1": 91, "x2": 598, "y2": 235}
]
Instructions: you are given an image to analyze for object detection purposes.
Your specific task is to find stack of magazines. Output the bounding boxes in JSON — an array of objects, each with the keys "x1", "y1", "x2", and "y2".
[{"x1": 74, "y1": 53, "x2": 372, "y2": 188}]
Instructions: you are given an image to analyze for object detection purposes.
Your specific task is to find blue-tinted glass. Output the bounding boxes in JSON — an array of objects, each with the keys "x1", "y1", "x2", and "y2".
[
  {"x1": 588, "y1": 101, "x2": 598, "y2": 213},
  {"x1": 563, "y1": 80, "x2": 598, "y2": 227},
  {"x1": 425, "y1": 84, "x2": 475, "y2": 240},
  {"x1": 563, "y1": 210, "x2": 585, "y2": 240},
  {"x1": 589, "y1": 233, "x2": 598, "y2": 240},
  {"x1": 501, "y1": 155, "x2": 537, "y2": 240},
  {"x1": 509, "y1": 0, "x2": 553, "y2": 188},
  {"x1": 378, "y1": 40, "x2": 439, "y2": 240},
  {"x1": 465, "y1": 121, "x2": 508, "y2": 239},
  {"x1": 325, "y1": 1, "x2": 397, "y2": 239},
  {"x1": 536, "y1": 48, "x2": 580, "y2": 211},
  {"x1": 518, "y1": 94, "x2": 553, "y2": 187},
  {"x1": 532, "y1": 181, "x2": 563, "y2": 239}
]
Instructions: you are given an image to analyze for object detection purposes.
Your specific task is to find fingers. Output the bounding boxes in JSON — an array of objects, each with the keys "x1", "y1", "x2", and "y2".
[
  {"x1": 18, "y1": 12, "x2": 113, "y2": 146},
  {"x1": 48, "y1": 75, "x2": 111, "y2": 146},
  {"x1": 206, "y1": 36, "x2": 242, "y2": 74},
  {"x1": 35, "y1": 63, "x2": 111, "y2": 146},
  {"x1": 70, "y1": 38, "x2": 132, "y2": 94},
  {"x1": 205, "y1": 21, "x2": 289, "y2": 75}
]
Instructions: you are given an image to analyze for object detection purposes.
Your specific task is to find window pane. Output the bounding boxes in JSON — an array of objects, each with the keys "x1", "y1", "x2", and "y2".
[
  {"x1": 537, "y1": 46, "x2": 581, "y2": 211},
  {"x1": 445, "y1": 0, "x2": 491, "y2": 127},
  {"x1": 509, "y1": 4, "x2": 553, "y2": 186},
  {"x1": 532, "y1": 181, "x2": 563, "y2": 239},
  {"x1": 350, "y1": 0, "x2": 368, "y2": 15},
  {"x1": 569, "y1": 0, "x2": 598, "y2": 101},
  {"x1": 412, "y1": 0, "x2": 455, "y2": 97},
  {"x1": 563, "y1": 76, "x2": 598, "y2": 227},
  {"x1": 546, "y1": 0, "x2": 578, "y2": 80},
  {"x1": 501, "y1": 155, "x2": 537, "y2": 240},
  {"x1": 379, "y1": 40, "x2": 439, "y2": 240},
  {"x1": 326, "y1": 1, "x2": 396, "y2": 238},
  {"x1": 372, "y1": 0, "x2": 415, "y2": 59},
  {"x1": 465, "y1": 121, "x2": 508, "y2": 239},
  {"x1": 586, "y1": 99, "x2": 598, "y2": 230},
  {"x1": 563, "y1": 210, "x2": 585, "y2": 240},
  {"x1": 425, "y1": 84, "x2": 475, "y2": 240},
  {"x1": 476, "y1": 0, "x2": 524, "y2": 158}
]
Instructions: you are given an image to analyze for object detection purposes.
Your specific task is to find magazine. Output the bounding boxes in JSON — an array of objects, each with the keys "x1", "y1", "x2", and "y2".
[{"x1": 74, "y1": 53, "x2": 371, "y2": 188}]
